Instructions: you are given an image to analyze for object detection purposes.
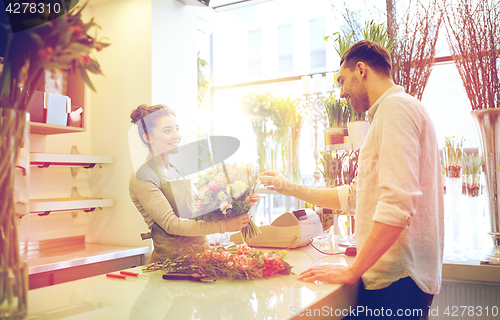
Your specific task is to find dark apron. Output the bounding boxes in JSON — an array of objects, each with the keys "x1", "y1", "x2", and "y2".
[{"x1": 147, "y1": 159, "x2": 205, "y2": 263}]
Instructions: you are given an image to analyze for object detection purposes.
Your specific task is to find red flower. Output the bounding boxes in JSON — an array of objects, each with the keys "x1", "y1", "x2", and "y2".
[
  {"x1": 196, "y1": 202, "x2": 205, "y2": 210},
  {"x1": 249, "y1": 193, "x2": 259, "y2": 203},
  {"x1": 69, "y1": 26, "x2": 83, "y2": 36},
  {"x1": 38, "y1": 47, "x2": 53, "y2": 60},
  {"x1": 79, "y1": 53, "x2": 91, "y2": 65}
]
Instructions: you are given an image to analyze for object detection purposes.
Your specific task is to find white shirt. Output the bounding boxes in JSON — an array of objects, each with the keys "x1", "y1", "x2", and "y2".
[{"x1": 338, "y1": 85, "x2": 444, "y2": 294}]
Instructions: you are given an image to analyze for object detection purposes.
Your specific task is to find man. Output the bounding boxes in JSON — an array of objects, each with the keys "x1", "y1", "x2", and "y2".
[{"x1": 260, "y1": 40, "x2": 444, "y2": 319}]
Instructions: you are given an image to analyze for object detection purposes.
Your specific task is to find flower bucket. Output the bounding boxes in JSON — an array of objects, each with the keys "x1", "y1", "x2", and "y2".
[
  {"x1": 347, "y1": 121, "x2": 370, "y2": 144},
  {"x1": 324, "y1": 127, "x2": 346, "y2": 146}
]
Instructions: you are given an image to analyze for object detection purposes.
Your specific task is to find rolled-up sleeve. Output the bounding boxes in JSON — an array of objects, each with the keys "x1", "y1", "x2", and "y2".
[
  {"x1": 372, "y1": 97, "x2": 423, "y2": 228},
  {"x1": 337, "y1": 176, "x2": 357, "y2": 212}
]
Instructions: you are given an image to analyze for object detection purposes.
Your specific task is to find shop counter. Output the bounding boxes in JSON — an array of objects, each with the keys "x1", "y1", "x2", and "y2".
[{"x1": 26, "y1": 245, "x2": 358, "y2": 320}]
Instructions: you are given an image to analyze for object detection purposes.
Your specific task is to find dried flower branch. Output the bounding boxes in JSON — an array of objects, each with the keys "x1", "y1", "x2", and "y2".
[
  {"x1": 444, "y1": 0, "x2": 499, "y2": 110},
  {"x1": 391, "y1": 0, "x2": 444, "y2": 100}
]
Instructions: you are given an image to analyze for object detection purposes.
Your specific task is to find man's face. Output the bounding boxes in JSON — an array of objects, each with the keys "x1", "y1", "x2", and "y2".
[{"x1": 338, "y1": 62, "x2": 370, "y2": 113}]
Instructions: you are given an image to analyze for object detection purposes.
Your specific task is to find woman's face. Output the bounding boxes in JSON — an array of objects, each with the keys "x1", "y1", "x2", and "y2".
[{"x1": 145, "y1": 114, "x2": 181, "y2": 155}]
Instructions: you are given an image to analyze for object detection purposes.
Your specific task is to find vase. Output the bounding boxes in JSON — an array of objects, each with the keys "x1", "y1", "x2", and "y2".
[
  {"x1": 347, "y1": 121, "x2": 370, "y2": 145},
  {"x1": 0, "y1": 108, "x2": 29, "y2": 319},
  {"x1": 471, "y1": 109, "x2": 500, "y2": 265}
]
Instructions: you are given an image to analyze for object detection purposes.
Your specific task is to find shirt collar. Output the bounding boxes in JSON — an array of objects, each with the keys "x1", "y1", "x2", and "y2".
[{"x1": 367, "y1": 85, "x2": 405, "y2": 123}]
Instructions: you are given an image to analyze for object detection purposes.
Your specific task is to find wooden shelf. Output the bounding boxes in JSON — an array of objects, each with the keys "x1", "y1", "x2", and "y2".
[
  {"x1": 30, "y1": 122, "x2": 85, "y2": 135},
  {"x1": 29, "y1": 197, "x2": 114, "y2": 215},
  {"x1": 325, "y1": 143, "x2": 362, "y2": 151},
  {"x1": 30, "y1": 153, "x2": 113, "y2": 168}
]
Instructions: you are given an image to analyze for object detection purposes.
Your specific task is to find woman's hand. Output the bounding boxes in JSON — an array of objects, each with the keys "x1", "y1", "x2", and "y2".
[
  {"x1": 259, "y1": 171, "x2": 296, "y2": 196},
  {"x1": 225, "y1": 212, "x2": 252, "y2": 232}
]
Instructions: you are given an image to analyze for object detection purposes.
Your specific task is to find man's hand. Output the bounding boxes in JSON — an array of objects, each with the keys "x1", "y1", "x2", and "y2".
[
  {"x1": 259, "y1": 171, "x2": 296, "y2": 196},
  {"x1": 297, "y1": 264, "x2": 359, "y2": 285}
]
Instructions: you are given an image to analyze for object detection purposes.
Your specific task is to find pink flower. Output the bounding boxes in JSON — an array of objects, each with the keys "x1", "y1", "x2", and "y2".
[
  {"x1": 262, "y1": 253, "x2": 285, "y2": 276},
  {"x1": 222, "y1": 251, "x2": 233, "y2": 261},
  {"x1": 220, "y1": 201, "x2": 232, "y2": 215},
  {"x1": 201, "y1": 249, "x2": 213, "y2": 260},
  {"x1": 197, "y1": 202, "x2": 205, "y2": 210},
  {"x1": 208, "y1": 182, "x2": 219, "y2": 193},
  {"x1": 38, "y1": 47, "x2": 53, "y2": 60},
  {"x1": 238, "y1": 243, "x2": 251, "y2": 255},
  {"x1": 198, "y1": 185, "x2": 212, "y2": 202},
  {"x1": 69, "y1": 25, "x2": 83, "y2": 36},
  {"x1": 213, "y1": 252, "x2": 225, "y2": 263}
]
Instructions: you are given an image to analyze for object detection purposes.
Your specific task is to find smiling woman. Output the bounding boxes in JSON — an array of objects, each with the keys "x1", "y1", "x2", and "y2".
[{"x1": 128, "y1": 104, "x2": 253, "y2": 263}]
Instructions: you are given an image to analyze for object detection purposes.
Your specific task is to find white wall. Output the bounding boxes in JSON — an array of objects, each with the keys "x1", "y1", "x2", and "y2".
[
  {"x1": 88, "y1": 0, "x2": 214, "y2": 250},
  {"x1": 151, "y1": 0, "x2": 214, "y2": 145},
  {"x1": 87, "y1": 0, "x2": 152, "y2": 248}
]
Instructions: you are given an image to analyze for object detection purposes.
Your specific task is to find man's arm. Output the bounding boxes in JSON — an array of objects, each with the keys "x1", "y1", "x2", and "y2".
[
  {"x1": 297, "y1": 221, "x2": 404, "y2": 284},
  {"x1": 259, "y1": 171, "x2": 342, "y2": 210}
]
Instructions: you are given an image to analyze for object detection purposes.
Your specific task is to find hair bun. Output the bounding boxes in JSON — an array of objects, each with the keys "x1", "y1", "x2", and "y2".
[{"x1": 130, "y1": 104, "x2": 148, "y2": 124}]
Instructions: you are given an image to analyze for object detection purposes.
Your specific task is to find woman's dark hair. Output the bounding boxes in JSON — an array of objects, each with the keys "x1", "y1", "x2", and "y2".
[
  {"x1": 130, "y1": 104, "x2": 176, "y2": 146},
  {"x1": 340, "y1": 40, "x2": 392, "y2": 77}
]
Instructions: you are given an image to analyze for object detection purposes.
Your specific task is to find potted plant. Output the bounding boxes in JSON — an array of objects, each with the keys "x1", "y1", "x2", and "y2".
[
  {"x1": 324, "y1": 96, "x2": 350, "y2": 145},
  {"x1": 269, "y1": 96, "x2": 301, "y2": 176},
  {"x1": 346, "y1": 100, "x2": 370, "y2": 145},
  {"x1": 240, "y1": 92, "x2": 273, "y2": 173},
  {"x1": 443, "y1": 136, "x2": 464, "y2": 178}
]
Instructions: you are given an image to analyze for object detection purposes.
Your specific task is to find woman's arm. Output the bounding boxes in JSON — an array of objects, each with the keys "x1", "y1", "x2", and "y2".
[{"x1": 129, "y1": 172, "x2": 226, "y2": 236}]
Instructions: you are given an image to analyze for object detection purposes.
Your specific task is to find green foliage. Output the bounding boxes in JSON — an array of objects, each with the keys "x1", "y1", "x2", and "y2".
[
  {"x1": 0, "y1": 0, "x2": 109, "y2": 111},
  {"x1": 347, "y1": 100, "x2": 367, "y2": 122},
  {"x1": 270, "y1": 96, "x2": 300, "y2": 129},
  {"x1": 462, "y1": 154, "x2": 482, "y2": 176},
  {"x1": 240, "y1": 92, "x2": 274, "y2": 121},
  {"x1": 324, "y1": 96, "x2": 350, "y2": 128},
  {"x1": 444, "y1": 136, "x2": 465, "y2": 166},
  {"x1": 361, "y1": 20, "x2": 395, "y2": 53},
  {"x1": 324, "y1": 31, "x2": 353, "y2": 58},
  {"x1": 324, "y1": 19, "x2": 395, "y2": 58},
  {"x1": 197, "y1": 51, "x2": 210, "y2": 109}
]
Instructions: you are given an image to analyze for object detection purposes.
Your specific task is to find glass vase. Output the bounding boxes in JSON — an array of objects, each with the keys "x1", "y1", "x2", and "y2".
[{"x1": 0, "y1": 108, "x2": 29, "y2": 319}]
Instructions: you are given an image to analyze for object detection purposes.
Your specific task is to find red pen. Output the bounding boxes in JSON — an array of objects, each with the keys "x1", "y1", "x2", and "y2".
[
  {"x1": 120, "y1": 271, "x2": 139, "y2": 277},
  {"x1": 106, "y1": 273, "x2": 126, "y2": 279}
]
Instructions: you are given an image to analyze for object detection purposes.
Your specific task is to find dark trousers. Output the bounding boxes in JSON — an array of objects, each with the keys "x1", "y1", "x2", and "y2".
[{"x1": 349, "y1": 277, "x2": 434, "y2": 320}]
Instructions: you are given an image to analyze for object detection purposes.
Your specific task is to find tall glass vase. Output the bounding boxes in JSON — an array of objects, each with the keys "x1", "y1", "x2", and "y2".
[
  {"x1": 0, "y1": 108, "x2": 29, "y2": 319},
  {"x1": 471, "y1": 109, "x2": 500, "y2": 265}
]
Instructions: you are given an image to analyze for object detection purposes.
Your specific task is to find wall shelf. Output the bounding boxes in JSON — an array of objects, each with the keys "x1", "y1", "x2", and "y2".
[
  {"x1": 30, "y1": 122, "x2": 85, "y2": 135},
  {"x1": 30, "y1": 153, "x2": 113, "y2": 168},
  {"x1": 29, "y1": 197, "x2": 114, "y2": 216}
]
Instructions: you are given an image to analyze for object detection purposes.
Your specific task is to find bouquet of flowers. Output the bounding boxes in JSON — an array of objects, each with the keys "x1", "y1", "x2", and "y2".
[
  {"x1": 143, "y1": 244, "x2": 293, "y2": 280},
  {"x1": 192, "y1": 163, "x2": 261, "y2": 242}
]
